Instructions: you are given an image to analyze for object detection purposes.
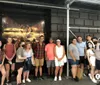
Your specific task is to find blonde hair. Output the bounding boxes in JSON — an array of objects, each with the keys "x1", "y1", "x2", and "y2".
[{"x1": 24, "y1": 42, "x2": 32, "y2": 50}]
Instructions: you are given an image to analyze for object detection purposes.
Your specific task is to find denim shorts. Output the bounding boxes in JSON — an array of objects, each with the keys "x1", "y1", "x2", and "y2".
[
  {"x1": 23, "y1": 57, "x2": 32, "y2": 72},
  {"x1": 68, "y1": 59, "x2": 79, "y2": 65}
]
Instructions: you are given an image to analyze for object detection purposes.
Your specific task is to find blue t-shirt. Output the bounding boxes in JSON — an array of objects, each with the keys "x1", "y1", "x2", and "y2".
[{"x1": 76, "y1": 42, "x2": 86, "y2": 57}]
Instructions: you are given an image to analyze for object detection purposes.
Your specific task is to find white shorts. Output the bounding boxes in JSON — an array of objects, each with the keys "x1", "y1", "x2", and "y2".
[
  {"x1": 90, "y1": 56, "x2": 96, "y2": 66},
  {"x1": 55, "y1": 57, "x2": 64, "y2": 67}
]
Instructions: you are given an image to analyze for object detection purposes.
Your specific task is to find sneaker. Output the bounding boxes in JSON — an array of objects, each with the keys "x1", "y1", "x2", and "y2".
[
  {"x1": 88, "y1": 73, "x2": 92, "y2": 80},
  {"x1": 34, "y1": 76, "x2": 38, "y2": 80},
  {"x1": 22, "y1": 79, "x2": 25, "y2": 83},
  {"x1": 73, "y1": 77, "x2": 79, "y2": 82},
  {"x1": 26, "y1": 78, "x2": 31, "y2": 82},
  {"x1": 83, "y1": 73, "x2": 86, "y2": 77},
  {"x1": 6, "y1": 81, "x2": 11, "y2": 85},
  {"x1": 92, "y1": 78, "x2": 97, "y2": 83},
  {"x1": 17, "y1": 83, "x2": 22, "y2": 85},
  {"x1": 59, "y1": 76, "x2": 62, "y2": 81},
  {"x1": 54, "y1": 76, "x2": 57, "y2": 81},
  {"x1": 39, "y1": 76, "x2": 44, "y2": 80}
]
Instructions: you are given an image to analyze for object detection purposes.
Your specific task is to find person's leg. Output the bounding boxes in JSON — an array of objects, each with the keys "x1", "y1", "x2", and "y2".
[
  {"x1": 47, "y1": 60, "x2": 51, "y2": 76},
  {"x1": 35, "y1": 58, "x2": 39, "y2": 77},
  {"x1": 0, "y1": 66, "x2": 6, "y2": 85},
  {"x1": 84, "y1": 58, "x2": 90, "y2": 75},
  {"x1": 89, "y1": 66, "x2": 97, "y2": 83},
  {"x1": 5, "y1": 64, "x2": 10, "y2": 82},
  {"x1": 23, "y1": 71, "x2": 27, "y2": 80},
  {"x1": 51, "y1": 67, "x2": 54, "y2": 76},
  {"x1": 48, "y1": 67, "x2": 50, "y2": 76},
  {"x1": 17, "y1": 68, "x2": 23, "y2": 85},
  {"x1": 35, "y1": 66, "x2": 38, "y2": 77},
  {"x1": 95, "y1": 70, "x2": 99, "y2": 75},
  {"x1": 51, "y1": 60, "x2": 55, "y2": 76},
  {"x1": 71, "y1": 65, "x2": 78, "y2": 78},
  {"x1": 59, "y1": 66, "x2": 63, "y2": 77},
  {"x1": 98, "y1": 70, "x2": 100, "y2": 73},
  {"x1": 39, "y1": 66, "x2": 43, "y2": 77},
  {"x1": 54, "y1": 66, "x2": 59, "y2": 81},
  {"x1": 80, "y1": 57, "x2": 84, "y2": 69},
  {"x1": 79, "y1": 57, "x2": 84, "y2": 76},
  {"x1": 58, "y1": 66, "x2": 63, "y2": 81},
  {"x1": 80, "y1": 63, "x2": 84, "y2": 71},
  {"x1": 39, "y1": 58, "x2": 44, "y2": 77},
  {"x1": 26, "y1": 71, "x2": 31, "y2": 82},
  {"x1": 23, "y1": 62, "x2": 27, "y2": 82},
  {"x1": 11, "y1": 63, "x2": 15, "y2": 72},
  {"x1": 91, "y1": 66, "x2": 95, "y2": 79},
  {"x1": 26, "y1": 71, "x2": 30, "y2": 79},
  {"x1": 26, "y1": 59, "x2": 32, "y2": 80},
  {"x1": 55, "y1": 66, "x2": 59, "y2": 77}
]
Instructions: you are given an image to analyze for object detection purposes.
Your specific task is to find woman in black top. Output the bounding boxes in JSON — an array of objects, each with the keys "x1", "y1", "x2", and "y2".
[{"x1": 0, "y1": 40, "x2": 6, "y2": 85}]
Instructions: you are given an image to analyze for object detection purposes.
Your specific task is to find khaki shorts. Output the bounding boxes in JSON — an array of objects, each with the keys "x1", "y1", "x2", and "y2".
[{"x1": 35, "y1": 58, "x2": 44, "y2": 67}]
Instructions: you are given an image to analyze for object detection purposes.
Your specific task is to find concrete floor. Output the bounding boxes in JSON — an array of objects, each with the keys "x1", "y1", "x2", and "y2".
[{"x1": 11, "y1": 76, "x2": 96, "y2": 85}]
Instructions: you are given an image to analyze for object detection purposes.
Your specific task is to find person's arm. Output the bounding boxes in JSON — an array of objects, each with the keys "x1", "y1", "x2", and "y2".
[
  {"x1": 69, "y1": 50, "x2": 76, "y2": 62},
  {"x1": 3, "y1": 44, "x2": 5, "y2": 53},
  {"x1": 18, "y1": 55, "x2": 26, "y2": 60},
  {"x1": 54, "y1": 46, "x2": 59, "y2": 60},
  {"x1": 84, "y1": 47, "x2": 87, "y2": 59},
  {"x1": 86, "y1": 50, "x2": 91, "y2": 66},
  {"x1": 69, "y1": 45, "x2": 76, "y2": 62},
  {"x1": 45, "y1": 45, "x2": 49, "y2": 60},
  {"x1": 17, "y1": 48, "x2": 26, "y2": 60},
  {"x1": 31, "y1": 49, "x2": 35, "y2": 65},
  {"x1": 84, "y1": 42, "x2": 87, "y2": 59},
  {"x1": 3, "y1": 44, "x2": 10, "y2": 61},
  {"x1": 31, "y1": 55, "x2": 35, "y2": 65},
  {"x1": 10, "y1": 44, "x2": 16, "y2": 61},
  {"x1": 1, "y1": 52, "x2": 5, "y2": 65},
  {"x1": 59, "y1": 46, "x2": 65, "y2": 61}
]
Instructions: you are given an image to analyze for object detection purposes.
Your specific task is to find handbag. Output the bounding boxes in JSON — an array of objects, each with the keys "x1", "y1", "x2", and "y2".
[{"x1": 77, "y1": 67, "x2": 83, "y2": 80}]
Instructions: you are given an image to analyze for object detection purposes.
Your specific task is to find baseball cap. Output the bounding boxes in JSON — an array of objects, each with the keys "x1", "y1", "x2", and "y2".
[{"x1": 56, "y1": 39, "x2": 61, "y2": 42}]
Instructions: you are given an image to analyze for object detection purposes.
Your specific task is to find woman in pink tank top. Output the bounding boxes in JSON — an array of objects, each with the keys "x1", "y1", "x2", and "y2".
[{"x1": 4, "y1": 37, "x2": 16, "y2": 84}]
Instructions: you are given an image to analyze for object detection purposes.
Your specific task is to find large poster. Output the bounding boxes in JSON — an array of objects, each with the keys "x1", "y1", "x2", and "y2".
[{"x1": 2, "y1": 16, "x2": 44, "y2": 41}]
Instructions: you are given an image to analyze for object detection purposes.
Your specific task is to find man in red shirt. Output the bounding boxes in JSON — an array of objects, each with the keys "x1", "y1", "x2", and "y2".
[{"x1": 45, "y1": 38, "x2": 56, "y2": 78}]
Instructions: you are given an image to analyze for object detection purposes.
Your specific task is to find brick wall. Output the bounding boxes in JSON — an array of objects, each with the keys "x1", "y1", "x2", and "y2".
[{"x1": 51, "y1": 8, "x2": 100, "y2": 43}]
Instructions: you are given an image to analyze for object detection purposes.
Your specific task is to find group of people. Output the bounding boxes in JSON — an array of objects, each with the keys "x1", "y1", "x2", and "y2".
[
  {"x1": 68, "y1": 35, "x2": 100, "y2": 83},
  {"x1": 0, "y1": 34, "x2": 100, "y2": 85},
  {"x1": 0, "y1": 35, "x2": 67, "y2": 85}
]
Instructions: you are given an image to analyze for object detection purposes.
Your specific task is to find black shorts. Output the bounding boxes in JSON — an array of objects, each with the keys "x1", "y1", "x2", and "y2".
[
  {"x1": 4, "y1": 57, "x2": 16, "y2": 64},
  {"x1": 15, "y1": 62, "x2": 24, "y2": 71},
  {"x1": 84, "y1": 58, "x2": 89, "y2": 66},
  {"x1": 96, "y1": 59, "x2": 100, "y2": 70},
  {"x1": 79, "y1": 56, "x2": 85, "y2": 64}
]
